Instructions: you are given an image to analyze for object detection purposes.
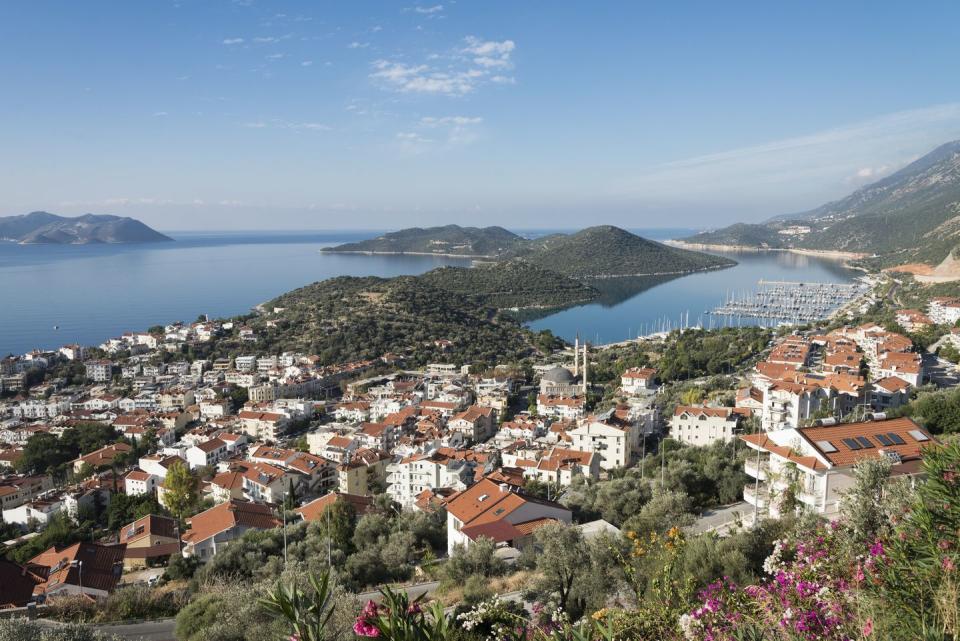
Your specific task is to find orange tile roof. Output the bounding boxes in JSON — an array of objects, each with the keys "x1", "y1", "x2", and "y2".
[
  {"x1": 797, "y1": 418, "x2": 934, "y2": 467},
  {"x1": 183, "y1": 499, "x2": 279, "y2": 544},
  {"x1": 295, "y1": 492, "x2": 374, "y2": 521}
]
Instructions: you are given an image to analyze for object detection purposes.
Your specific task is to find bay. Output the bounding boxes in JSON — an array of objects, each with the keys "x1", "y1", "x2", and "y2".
[{"x1": 0, "y1": 229, "x2": 856, "y2": 355}]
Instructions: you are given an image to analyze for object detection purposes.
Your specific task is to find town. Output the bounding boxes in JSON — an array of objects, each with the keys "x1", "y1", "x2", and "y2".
[{"x1": 1, "y1": 270, "x2": 958, "y2": 641}]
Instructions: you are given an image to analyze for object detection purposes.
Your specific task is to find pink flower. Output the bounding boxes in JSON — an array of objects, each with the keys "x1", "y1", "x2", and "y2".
[
  {"x1": 869, "y1": 540, "x2": 885, "y2": 557},
  {"x1": 353, "y1": 620, "x2": 380, "y2": 637},
  {"x1": 406, "y1": 603, "x2": 422, "y2": 615},
  {"x1": 854, "y1": 564, "x2": 865, "y2": 583},
  {"x1": 943, "y1": 557, "x2": 956, "y2": 573},
  {"x1": 862, "y1": 618, "x2": 874, "y2": 637}
]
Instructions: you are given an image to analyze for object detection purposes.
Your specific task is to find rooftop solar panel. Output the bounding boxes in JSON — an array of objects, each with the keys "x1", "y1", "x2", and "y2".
[
  {"x1": 887, "y1": 432, "x2": 906, "y2": 445},
  {"x1": 855, "y1": 436, "x2": 873, "y2": 448},
  {"x1": 875, "y1": 434, "x2": 893, "y2": 446},
  {"x1": 842, "y1": 437, "x2": 862, "y2": 450}
]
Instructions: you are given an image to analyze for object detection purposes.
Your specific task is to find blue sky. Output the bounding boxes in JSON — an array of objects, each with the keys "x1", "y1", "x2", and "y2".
[{"x1": 2, "y1": 1, "x2": 960, "y2": 231}]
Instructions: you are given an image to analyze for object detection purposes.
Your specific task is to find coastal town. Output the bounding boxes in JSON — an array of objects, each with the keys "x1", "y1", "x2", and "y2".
[{"x1": 1, "y1": 264, "x2": 958, "y2": 641}]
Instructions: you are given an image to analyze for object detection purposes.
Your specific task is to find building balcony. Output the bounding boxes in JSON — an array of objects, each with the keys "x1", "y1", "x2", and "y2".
[
  {"x1": 744, "y1": 459, "x2": 769, "y2": 481},
  {"x1": 743, "y1": 484, "x2": 771, "y2": 509}
]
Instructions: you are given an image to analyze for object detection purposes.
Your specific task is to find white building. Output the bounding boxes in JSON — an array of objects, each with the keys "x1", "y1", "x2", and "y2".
[
  {"x1": 621, "y1": 368, "x2": 657, "y2": 395},
  {"x1": 124, "y1": 469, "x2": 159, "y2": 496},
  {"x1": 670, "y1": 405, "x2": 744, "y2": 447},
  {"x1": 928, "y1": 297, "x2": 960, "y2": 325},
  {"x1": 741, "y1": 417, "x2": 934, "y2": 521},
  {"x1": 186, "y1": 438, "x2": 228, "y2": 469}
]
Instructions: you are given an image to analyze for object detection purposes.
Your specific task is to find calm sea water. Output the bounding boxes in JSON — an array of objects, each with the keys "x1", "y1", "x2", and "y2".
[
  {"x1": 0, "y1": 229, "x2": 856, "y2": 355},
  {"x1": 527, "y1": 249, "x2": 858, "y2": 343}
]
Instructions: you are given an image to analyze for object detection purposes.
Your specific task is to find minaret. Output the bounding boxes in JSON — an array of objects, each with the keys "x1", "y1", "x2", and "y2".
[
  {"x1": 582, "y1": 342, "x2": 588, "y2": 395},
  {"x1": 574, "y1": 334, "x2": 580, "y2": 377}
]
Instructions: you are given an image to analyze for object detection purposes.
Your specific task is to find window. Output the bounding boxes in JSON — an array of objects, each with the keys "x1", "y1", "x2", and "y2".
[{"x1": 855, "y1": 436, "x2": 873, "y2": 448}]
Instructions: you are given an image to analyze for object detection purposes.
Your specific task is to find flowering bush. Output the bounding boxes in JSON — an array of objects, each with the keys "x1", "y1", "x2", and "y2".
[
  {"x1": 680, "y1": 524, "x2": 864, "y2": 641},
  {"x1": 455, "y1": 598, "x2": 617, "y2": 641},
  {"x1": 353, "y1": 586, "x2": 451, "y2": 641}
]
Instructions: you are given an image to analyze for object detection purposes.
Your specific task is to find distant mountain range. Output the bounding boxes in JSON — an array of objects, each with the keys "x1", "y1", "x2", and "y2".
[
  {"x1": 323, "y1": 224, "x2": 735, "y2": 278},
  {"x1": 681, "y1": 140, "x2": 960, "y2": 268},
  {"x1": 0, "y1": 212, "x2": 172, "y2": 245}
]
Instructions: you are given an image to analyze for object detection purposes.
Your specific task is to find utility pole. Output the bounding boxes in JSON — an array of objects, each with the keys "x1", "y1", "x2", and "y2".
[
  {"x1": 752, "y1": 446, "x2": 761, "y2": 528},
  {"x1": 660, "y1": 436, "x2": 666, "y2": 488},
  {"x1": 281, "y1": 486, "x2": 288, "y2": 567}
]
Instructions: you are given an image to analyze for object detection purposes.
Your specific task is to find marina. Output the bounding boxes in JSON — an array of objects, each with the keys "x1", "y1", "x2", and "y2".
[{"x1": 708, "y1": 279, "x2": 870, "y2": 324}]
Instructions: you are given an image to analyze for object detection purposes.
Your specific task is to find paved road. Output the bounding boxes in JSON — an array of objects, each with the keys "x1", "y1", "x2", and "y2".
[
  {"x1": 34, "y1": 618, "x2": 177, "y2": 641},
  {"x1": 923, "y1": 352, "x2": 960, "y2": 388},
  {"x1": 686, "y1": 501, "x2": 749, "y2": 535},
  {"x1": 91, "y1": 619, "x2": 178, "y2": 641}
]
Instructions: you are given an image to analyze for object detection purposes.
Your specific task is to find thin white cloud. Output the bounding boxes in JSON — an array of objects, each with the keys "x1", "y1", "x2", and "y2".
[
  {"x1": 266, "y1": 53, "x2": 286, "y2": 60},
  {"x1": 348, "y1": 41, "x2": 370, "y2": 49},
  {"x1": 463, "y1": 36, "x2": 515, "y2": 69},
  {"x1": 620, "y1": 103, "x2": 960, "y2": 218},
  {"x1": 222, "y1": 38, "x2": 245, "y2": 45},
  {"x1": 370, "y1": 36, "x2": 517, "y2": 96},
  {"x1": 152, "y1": 111, "x2": 169, "y2": 117},
  {"x1": 419, "y1": 116, "x2": 482, "y2": 127},
  {"x1": 301, "y1": 60, "x2": 314, "y2": 67},
  {"x1": 243, "y1": 119, "x2": 331, "y2": 132},
  {"x1": 414, "y1": 4, "x2": 443, "y2": 14}
]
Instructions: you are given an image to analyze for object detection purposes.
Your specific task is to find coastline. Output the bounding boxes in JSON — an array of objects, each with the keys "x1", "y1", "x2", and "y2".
[
  {"x1": 320, "y1": 249, "x2": 495, "y2": 259},
  {"x1": 322, "y1": 249, "x2": 735, "y2": 278},
  {"x1": 666, "y1": 240, "x2": 867, "y2": 262}
]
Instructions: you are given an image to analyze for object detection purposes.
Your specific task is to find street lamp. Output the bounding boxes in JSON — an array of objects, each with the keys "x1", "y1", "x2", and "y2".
[{"x1": 71, "y1": 560, "x2": 83, "y2": 596}]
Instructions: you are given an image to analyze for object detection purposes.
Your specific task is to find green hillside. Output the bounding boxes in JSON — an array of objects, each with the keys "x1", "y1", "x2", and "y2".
[
  {"x1": 521, "y1": 225, "x2": 735, "y2": 278},
  {"x1": 683, "y1": 139, "x2": 960, "y2": 265},
  {"x1": 418, "y1": 260, "x2": 599, "y2": 308},
  {"x1": 320, "y1": 224, "x2": 526, "y2": 257},
  {"x1": 683, "y1": 223, "x2": 786, "y2": 249},
  {"x1": 211, "y1": 275, "x2": 536, "y2": 366}
]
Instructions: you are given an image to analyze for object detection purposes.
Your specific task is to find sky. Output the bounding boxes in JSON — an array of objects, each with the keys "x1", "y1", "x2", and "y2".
[{"x1": 2, "y1": 1, "x2": 960, "y2": 231}]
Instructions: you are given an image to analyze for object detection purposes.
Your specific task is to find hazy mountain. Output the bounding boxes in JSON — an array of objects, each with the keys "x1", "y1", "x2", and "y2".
[
  {"x1": 0, "y1": 212, "x2": 172, "y2": 245},
  {"x1": 684, "y1": 140, "x2": 960, "y2": 264}
]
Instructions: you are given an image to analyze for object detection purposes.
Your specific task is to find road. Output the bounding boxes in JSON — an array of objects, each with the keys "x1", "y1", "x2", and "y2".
[
  {"x1": 922, "y1": 352, "x2": 960, "y2": 388},
  {"x1": 35, "y1": 618, "x2": 177, "y2": 641},
  {"x1": 91, "y1": 619, "x2": 178, "y2": 641},
  {"x1": 686, "y1": 501, "x2": 749, "y2": 535}
]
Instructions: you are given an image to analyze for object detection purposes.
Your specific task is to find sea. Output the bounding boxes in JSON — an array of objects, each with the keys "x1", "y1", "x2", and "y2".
[{"x1": 0, "y1": 229, "x2": 859, "y2": 355}]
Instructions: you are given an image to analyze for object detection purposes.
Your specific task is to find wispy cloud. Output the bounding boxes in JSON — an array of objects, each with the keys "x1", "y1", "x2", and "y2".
[
  {"x1": 348, "y1": 41, "x2": 370, "y2": 49},
  {"x1": 243, "y1": 119, "x2": 331, "y2": 132},
  {"x1": 370, "y1": 36, "x2": 517, "y2": 96},
  {"x1": 301, "y1": 60, "x2": 314, "y2": 67},
  {"x1": 620, "y1": 103, "x2": 960, "y2": 218},
  {"x1": 463, "y1": 36, "x2": 515, "y2": 68},
  {"x1": 222, "y1": 38, "x2": 244, "y2": 45},
  {"x1": 419, "y1": 116, "x2": 482, "y2": 127},
  {"x1": 414, "y1": 4, "x2": 443, "y2": 14}
]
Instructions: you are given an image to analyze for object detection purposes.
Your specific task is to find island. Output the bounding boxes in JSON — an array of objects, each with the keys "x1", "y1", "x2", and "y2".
[
  {"x1": 0, "y1": 211, "x2": 173, "y2": 245},
  {"x1": 323, "y1": 224, "x2": 736, "y2": 278}
]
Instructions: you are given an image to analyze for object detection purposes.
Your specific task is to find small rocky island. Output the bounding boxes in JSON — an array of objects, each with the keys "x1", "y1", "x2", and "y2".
[{"x1": 0, "y1": 211, "x2": 172, "y2": 245}]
